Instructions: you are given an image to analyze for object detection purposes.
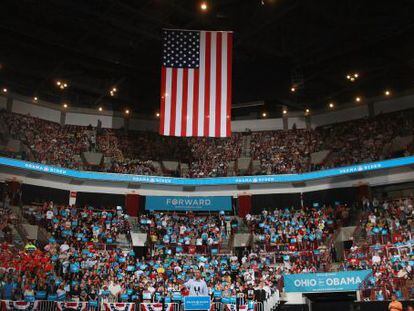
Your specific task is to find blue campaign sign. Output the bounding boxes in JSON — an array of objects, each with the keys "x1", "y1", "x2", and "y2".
[
  {"x1": 283, "y1": 270, "x2": 372, "y2": 293},
  {"x1": 1, "y1": 155, "x2": 414, "y2": 186},
  {"x1": 184, "y1": 296, "x2": 211, "y2": 310},
  {"x1": 146, "y1": 196, "x2": 232, "y2": 211}
]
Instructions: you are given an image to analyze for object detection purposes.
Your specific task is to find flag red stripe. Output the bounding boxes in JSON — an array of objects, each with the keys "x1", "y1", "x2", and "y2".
[
  {"x1": 203, "y1": 31, "x2": 211, "y2": 137},
  {"x1": 181, "y1": 69, "x2": 189, "y2": 136},
  {"x1": 170, "y1": 68, "x2": 178, "y2": 136},
  {"x1": 160, "y1": 67, "x2": 166, "y2": 135},
  {"x1": 226, "y1": 32, "x2": 233, "y2": 137},
  {"x1": 192, "y1": 69, "x2": 199, "y2": 136},
  {"x1": 215, "y1": 32, "x2": 222, "y2": 137}
]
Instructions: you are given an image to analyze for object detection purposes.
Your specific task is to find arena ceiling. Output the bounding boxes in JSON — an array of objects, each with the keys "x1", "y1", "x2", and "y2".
[{"x1": 1, "y1": 0, "x2": 414, "y2": 118}]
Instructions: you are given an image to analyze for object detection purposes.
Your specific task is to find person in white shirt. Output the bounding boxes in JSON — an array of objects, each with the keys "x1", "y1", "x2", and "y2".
[
  {"x1": 60, "y1": 242, "x2": 70, "y2": 253},
  {"x1": 108, "y1": 280, "x2": 122, "y2": 298},
  {"x1": 46, "y1": 210, "x2": 54, "y2": 220},
  {"x1": 184, "y1": 270, "x2": 208, "y2": 296},
  {"x1": 372, "y1": 253, "x2": 381, "y2": 265}
]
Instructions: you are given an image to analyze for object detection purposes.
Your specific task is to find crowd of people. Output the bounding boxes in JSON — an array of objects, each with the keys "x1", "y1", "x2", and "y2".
[
  {"x1": 0, "y1": 112, "x2": 93, "y2": 169},
  {"x1": 28, "y1": 202, "x2": 131, "y2": 248},
  {"x1": 342, "y1": 197, "x2": 414, "y2": 301},
  {"x1": 250, "y1": 129, "x2": 322, "y2": 174},
  {"x1": 136, "y1": 213, "x2": 230, "y2": 254},
  {"x1": 1, "y1": 108, "x2": 413, "y2": 177},
  {"x1": 0, "y1": 241, "x2": 279, "y2": 305},
  {"x1": 246, "y1": 205, "x2": 343, "y2": 252},
  {"x1": 1, "y1": 195, "x2": 413, "y2": 304},
  {"x1": 0, "y1": 202, "x2": 285, "y2": 304},
  {"x1": 245, "y1": 204, "x2": 350, "y2": 273},
  {"x1": 317, "y1": 110, "x2": 414, "y2": 170}
]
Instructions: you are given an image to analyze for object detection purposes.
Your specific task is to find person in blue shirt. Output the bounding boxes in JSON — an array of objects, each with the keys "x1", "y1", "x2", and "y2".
[{"x1": 1, "y1": 277, "x2": 16, "y2": 300}]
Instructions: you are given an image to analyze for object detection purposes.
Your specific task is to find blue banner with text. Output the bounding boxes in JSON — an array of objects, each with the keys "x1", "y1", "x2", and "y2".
[
  {"x1": 1, "y1": 156, "x2": 414, "y2": 186},
  {"x1": 145, "y1": 196, "x2": 232, "y2": 211},
  {"x1": 184, "y1": 296, "x2": 211, "y2": 310},
  {"x1": 283, "y1": 270, "x2": 372, "y2": 293}
]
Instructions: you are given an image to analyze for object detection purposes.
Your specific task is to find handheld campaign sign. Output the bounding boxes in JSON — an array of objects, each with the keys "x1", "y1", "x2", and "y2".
[
  {"x1": 283, "y1": 270, "x2": 372, "y2": 293},
  {"x1": 184, "y1": 296, "x2": 211, "y2": 310}
]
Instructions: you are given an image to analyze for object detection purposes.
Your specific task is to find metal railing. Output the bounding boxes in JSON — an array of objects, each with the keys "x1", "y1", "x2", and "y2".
[
  {"x1": 0, "y1": 300, "x2": 137, "y2": 311},
  {"x1": 0, "y1": 300, "x2": 270, "y2": 311}
]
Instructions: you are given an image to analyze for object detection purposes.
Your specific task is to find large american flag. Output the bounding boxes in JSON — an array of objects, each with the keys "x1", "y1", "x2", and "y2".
[{"x1": 160, "y1": 29, "x2": 233, "y2": 137}]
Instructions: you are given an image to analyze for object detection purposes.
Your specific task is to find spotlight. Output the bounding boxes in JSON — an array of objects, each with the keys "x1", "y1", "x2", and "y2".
[
  {"x1": 384, "y1": 90, "x2": 391, "y2": 96},
  {"x1": 355, "y1": 96, "x2": 361, "y2": 103},
  {"x1": 125, "y1": 109, "x2": 130, "y2": 115},
  {"x1": 329, "y1": 102, "x2": 334, "y2": 108},
  {"x1": 290, "y1": 87, "x2": 296, "y2": 92},
  {"x1": 282, "y1": 109, "x2": 287, "y2": 115},
  {"x1": 200, "y1": 2, "x2": 208, "y2": 11},
  {"x1": 305, "y1": 108, "x2": 310, "y2": 114},
  {"x1": 262, "y1": 112, "x2": 267, "y2": 118},
  {"x1": 63, "y1": 103, "x2": 68, "y2": 108},
  {"x1": 2, "y1": 88, "x2": 7, "y2": 93},
  {"x1": 33, "y1": 97, "x2": 38, "y2": 102},
  {"x1": 98, "y1": 107, "x2": 103, "y2": 112},
  {"x1": 156, "y1": 112, "x2": 160, "y2": 118},
  {"x1": 346, "y1": 73, "x2": 359, "y2": 82},
  {"x1": 110, "y1": 87, "x2": 118, "y2": 96},
  {"x1": 56, "y1": 80, "x2": 68, "y2": 90}
]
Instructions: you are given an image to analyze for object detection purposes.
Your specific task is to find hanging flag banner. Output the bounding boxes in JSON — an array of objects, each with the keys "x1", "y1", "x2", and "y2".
[
  {"x1": 146, "y1": 196, "x2": 232, "y2": 211},
  {"x1": 56, "y1": 301, "x2": 88, "y2": 311},
  {"x1": 103, "y1": 302, "x2": 135, "y2": 311},
  {"x1": 141, "y1": 303, "x2": 175, "y2": 311},
  {"x1": 1, "y1": 301, "x2": 40, "y2": 310},
  {"x1": 283, "y1": 270, "x2": 372, "y2": 293}
]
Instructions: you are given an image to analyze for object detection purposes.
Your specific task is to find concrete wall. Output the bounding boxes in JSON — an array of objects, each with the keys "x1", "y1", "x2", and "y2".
[
  {"x1": 311, "y1": 105, "x2": 369, "y2": 128},
  {"x1": 12, "y1": 99, "x2": 61, "y2": 123},
  {"x1": 374, "y1": 93, "x2": 414, "y2": 115},
  {"x1": 232, "y1": 118, "x2": 285, "y2": 132},
  {"x1": 131, "y1": 233, "x2": 148, "y2": 247},
  {"x1": 233, "y1": 233, "x2": 251, "y2": 247},
  {"x1": 65, "y1": 112, "x2": 124, "y2": 129},
  {"x1": 22, "y1": 224, "x2": 39, "y2": 240},
  {"x1": 0, "y1": 96, "x2": 7, "y2": 110}
]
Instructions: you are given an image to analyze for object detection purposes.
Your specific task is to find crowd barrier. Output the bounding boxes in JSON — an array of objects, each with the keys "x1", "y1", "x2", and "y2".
[
  {"x1": 263, "y1": 292, "x2": 279, "y2": 311},
  {"x1": 0, "y1": 300, "x2": 138, "y2": 311},
  {"x1": 0, "y1": 301, "x2": 271, "y2": 311}
]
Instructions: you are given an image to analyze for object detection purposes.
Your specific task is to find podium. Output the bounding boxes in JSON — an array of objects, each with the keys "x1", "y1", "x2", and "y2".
[{"x1": 183, "y1": 296, "x2": 211, "y2": 310}]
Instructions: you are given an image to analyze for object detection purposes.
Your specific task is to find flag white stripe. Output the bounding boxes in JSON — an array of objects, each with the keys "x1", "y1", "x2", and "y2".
[
  {"x1": 209, "y1": 31, "x2": 217, "y2": 137},
  {"x1": 164, "y1": 68, "x2": 173, "y2": 135},
  {"x1": 198, "y1": 31, "x2": 206, "y2": 136},
  {"x1": 175, "y1": 68, "x2": 183, "y2": 136},
  {"x1": 220, "y1": 33, "x2": 228, "y2": 137},
  {"x1": 186, "y1": 69, "x2": 194, "y2": 136}
]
